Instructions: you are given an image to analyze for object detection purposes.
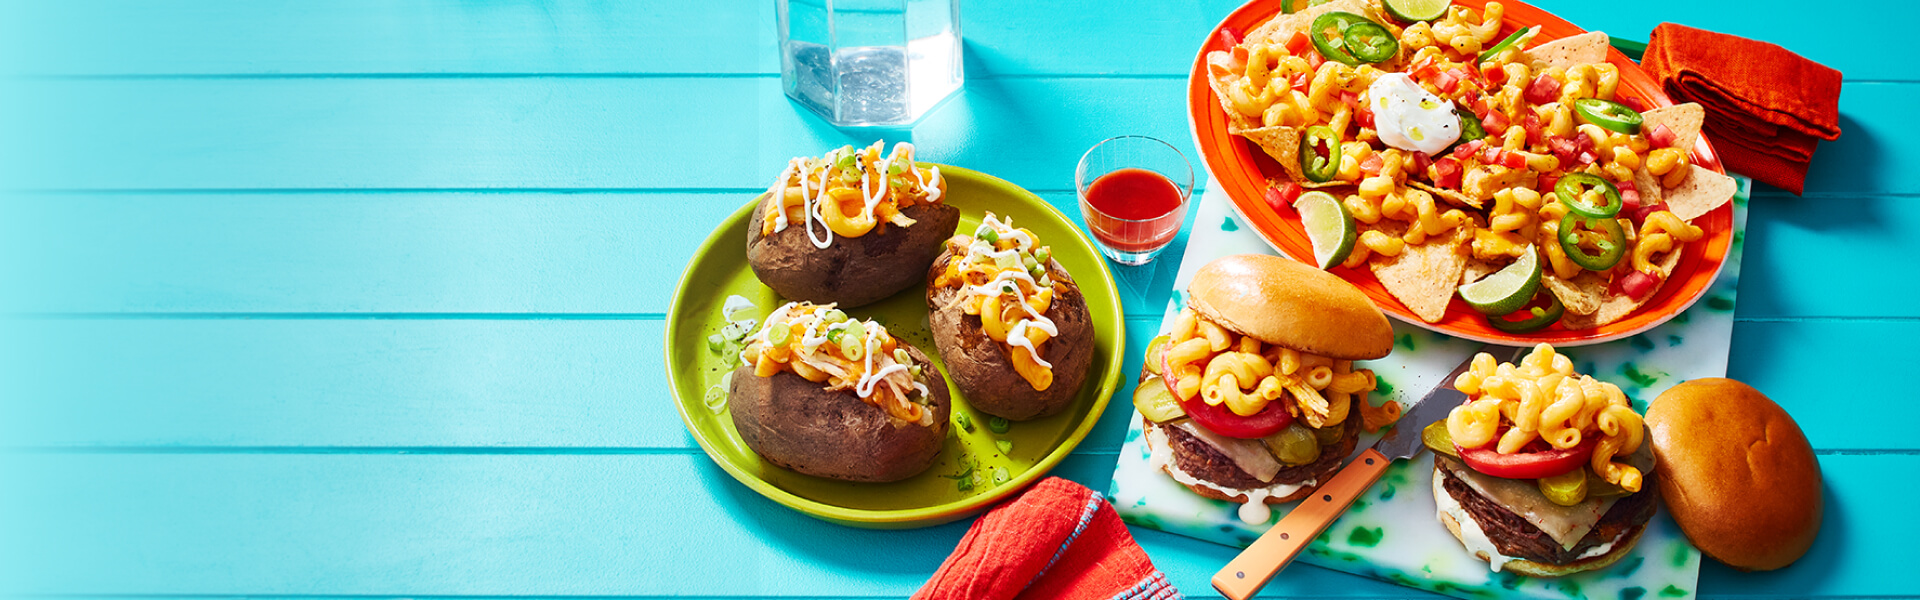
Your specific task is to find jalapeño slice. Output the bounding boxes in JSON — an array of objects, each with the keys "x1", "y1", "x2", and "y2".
[
  {"x1": 1487, "y1": 292, "x2": 1564, "y2": 333},
  {"x1": 1573, "y1": 97, "x2": 1644, "y2": 135},
  {"x1": 1342, "y1": 22, "x2": 1399, "y2": 63},
  {"x1": 1558, "y1": 213, "x2": 1627, "y2": 271},
  {"x1": 1453, "y1": 107, "x2": 1487, "y2": 144},
  {"x1": 1555, "y1": 173, "x2": 1623, "y2": 218},
  {"x1": 1299, "y1": 125, "x2": 1342, "y2": 183},
  {"x1": 1308, "y1": 11, "x2": 1372, "y2": 65}
]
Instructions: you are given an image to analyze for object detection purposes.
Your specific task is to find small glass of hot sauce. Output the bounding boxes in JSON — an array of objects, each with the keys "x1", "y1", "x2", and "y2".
[{"x1": 1076, "y1": 136, "x2": 1193, "y2": 265}]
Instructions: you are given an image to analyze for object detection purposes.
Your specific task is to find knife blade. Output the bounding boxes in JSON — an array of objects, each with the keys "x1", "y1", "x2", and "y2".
[{"x1": 1212, "y1": 344, "x2": 1519, "y2": 600}]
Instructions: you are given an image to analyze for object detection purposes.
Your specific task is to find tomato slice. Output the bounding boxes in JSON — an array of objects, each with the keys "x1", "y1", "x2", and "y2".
[
  {"x1": 1456, "y1": 438, "x2": 1596, "y2": 480},
  {"x1": 1162, "y1": 345, "x2": 1294, "y2": 439}
]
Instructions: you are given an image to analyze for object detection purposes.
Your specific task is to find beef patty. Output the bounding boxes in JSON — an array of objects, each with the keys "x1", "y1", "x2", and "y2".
[
  {"x1": 1439, "y1": 456, "x2": 1657, "y2": 565},
  {"x1": 1158, "y1": 396, "x2": 1360, "y2": 490}
]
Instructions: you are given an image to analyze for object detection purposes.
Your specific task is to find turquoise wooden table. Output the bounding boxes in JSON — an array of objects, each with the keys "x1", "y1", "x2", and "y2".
[{"x1": 0, "y1": 1, "x2": 1910, "y2": 598}]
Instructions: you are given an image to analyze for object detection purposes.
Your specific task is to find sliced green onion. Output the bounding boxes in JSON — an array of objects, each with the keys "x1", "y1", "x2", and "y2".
[
  {"x1": 823, "y1": 309, "x2": 847, "y2": 323},
  {"x1": 707, "y1": 333, "x2": 727, "y2": 353},
  {"x1": 766, "y1": 325, "x2": 791, "y2": 347},
  {"x1": 979, "y1": 228, "x2": 1001, "y2": 244},
  {"x1": 1022, "y1": 254, "x2": 1039, "y2": 271},
  {"x1": 989, "y1": 416, "x2": 1011, "y2": 434},
  {"x1": 992, "y1": 466, "x2": 1010, "y2": 484},
  {"x1": 995, "y1": 439, "x2": 1013, "y2": 454},
  {"x1": 893, "y1": 348, "x2": 912, "y2": 365},
  {"x1": 1033, "y1": 247, "x2": 1052, "y2": 263}
]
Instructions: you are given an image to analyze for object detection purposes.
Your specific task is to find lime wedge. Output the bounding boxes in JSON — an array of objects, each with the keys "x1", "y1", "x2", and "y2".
[
  {"x1": 1459, "y1": 246, "x2": 1543, "y2": 316},
  {"x1": 1295, "y1": 191, "x2": 1356, "y2": 270},
  {"x1": 1384, "y1": 0, "x2": 1451, "y2": 22}
]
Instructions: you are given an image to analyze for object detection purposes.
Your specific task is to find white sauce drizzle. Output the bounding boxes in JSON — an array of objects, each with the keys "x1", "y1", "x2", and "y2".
[
  {"x1": 766, "y1": 142, "x2": 942, "y2": 250},
  {"x1": 722, "y1": 295, "x2": 757, "y2": 321},
  {"x1": 1434, "y1": 475, "x2": 1520, "y2": 572},
  {"x1": 1145, "y1": 419, "x2": 1313, "y2": 525}
]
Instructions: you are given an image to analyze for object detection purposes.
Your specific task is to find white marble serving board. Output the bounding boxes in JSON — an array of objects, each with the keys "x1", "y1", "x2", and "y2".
[{"x1": 1109, "y1": 176, "x2": 1752, "y2": 600}]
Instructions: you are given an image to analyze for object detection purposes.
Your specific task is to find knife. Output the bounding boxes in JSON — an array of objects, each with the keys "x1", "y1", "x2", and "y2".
[{"x1": 1211, "y1": 345, "x2": 1518, "y2": 600}]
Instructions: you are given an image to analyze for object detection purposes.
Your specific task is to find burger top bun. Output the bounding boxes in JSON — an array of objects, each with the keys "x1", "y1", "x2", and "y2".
[
  {"x1": 1648, "y1": 378, "x2": 1822, "y2": 571},
  {"x1": 1187, "y1": 254, "x2": 1393, "y2": 360}
]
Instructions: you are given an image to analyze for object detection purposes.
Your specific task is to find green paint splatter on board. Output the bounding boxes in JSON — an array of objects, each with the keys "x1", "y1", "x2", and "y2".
[
  {"x1": 1316, "y1": 529, "x2": 1333, "y2": 544},
  {"x1": 1659, "y1": 584, "x2": 1688, "y2": 597},
  {"x1": 1706, "y1": 295, "x2": 1734, "y2": 311},
  {"x1": 1378, "y1": 483, "x2": 1396, "y2": 501},
  {"x1": 1671, "y1": 541, "x2": 1693, "y2": 567},
  {"x1": 1669, "y1": 310, "x2": 1690, "y2": 324},
  {"x1": 1222, "y1": 216, "x2": 1239, "y2": 232},
  {"x1": 1556, "y1": 579, "x2": 1582, "y2": 597},
  {"x1": 1347, "y1": 526, "x2": 1383, "y2": 547},
  {"x1": 1620, "y1": 362, "x2": 1660, "y2": 387},
  {"x1": 1621, "y1": 586, "x2": 1646, "y2": 600},
  {"x1": 1493, "y1": 571, "x2": 1523, "y2": 590},
  {"x1": 1396, "y1": 333, "x2": 1417, "y2": 351},
  {"x1": 1612, "y1": 554, "x2": 1644, "y2": 578},
  {"x1": 1374, "y1": 377, "x2": 1395, "y2": 396},
  {"x1": 1733, "y1": 230, "x2": 1744, "y2": 245},
  {"x1": 1630, "y1": 335, "x2": 1654, "y2": 352},
  {"x1": 1667, "y1": 334, "x2": 1682, "y2": 347}
]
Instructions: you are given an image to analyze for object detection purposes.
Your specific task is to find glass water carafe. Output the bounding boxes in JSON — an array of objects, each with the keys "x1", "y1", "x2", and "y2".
[{"x1": 777, "y1": 0, "x2": 964, "y2": 127}]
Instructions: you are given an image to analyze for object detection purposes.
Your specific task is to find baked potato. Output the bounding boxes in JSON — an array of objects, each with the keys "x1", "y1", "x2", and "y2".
[
  {"x1": 728, "y1": 303, "x2": 951, "y2": 482},
  {"x1": 746, "y1": 142, "x2": 959, "y2": 308},
  {"x1": 926, "y1": 214, "x2": 1095, "y2": 421}
]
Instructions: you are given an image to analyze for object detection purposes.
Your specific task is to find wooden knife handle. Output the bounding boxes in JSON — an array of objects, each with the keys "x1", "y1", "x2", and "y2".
[{"x1": 1211, "y1": 448, "x2": 1393, "y2": 600}]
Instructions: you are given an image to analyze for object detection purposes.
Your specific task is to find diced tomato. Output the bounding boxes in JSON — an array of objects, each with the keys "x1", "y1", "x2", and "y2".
[
  {"x1": 1524, "y1": 74, "x2": 1561, "y2": 105},
  {"x1": 1266, "y1": 182, "x2": 1304, "y2": 211},
  {"x1": 1470, "y1": 97, "x2": 1491, "y2": 117},
  {"x1": 1218, "y1": 27, "x2": 1242, "y2": 50},
  {"x1": 1410, "y1": 62, "x2": 1439, "y2": 82},
  {"x1": 1340, "y1": 91, "x2": 1360, "y2": 110},
  {"x1": 1292, "y1": 72, "x2": 1311, "y2": 92},
  {"x1": 1647, "y1": 123, "x2": 1678, "y2": 149},
  {"x1": 1461, "y1": 90, "x2": 1482, "y2": 108},
  {"x1": 1433, "y1": 157, "x2": 1463, "y2": 188},
  {"x1": 1307, "y1": 50, "x2": 1325, "y2": 71},
  {"x1": 1410, "y1": 150, "x2": 1432, "y2": 176},
  {"x1": 1452, "y1": 139, "x2": 1485, "y2": 161},
  {"x1": 1618, "y1": 95, "x2": 1645, "y2": 113},
  {"x1": 1482, "y1": 144, "x2": 1503, "y2": 164},
  {"x1": 1356, "y1": 106, "x2": 1375, "y2": 129},
  {"x1": 1522, "y1": 114, "x2": 1544, "y2": 146},
  {"x1": 1435, "y1": 70, "x2": 1460, "y2": 95},
  {"x1": 1484, "y1": 110, "x2": 1510, "y2": 135},
  {"x1": 1576, "y1": 151, "x2": 1597, "y2": 165},
  {"x1": 1360, "y1": 153, "x2": 1385, "y2": 177},
  {"x1": 1620, "y1": 188, "x2": 1642, "y2": 210},
  {"x1": 1616, "y1": 178, "x2": 1638, "y2": 193},
  {"x1": 1458, "y1": 438, "x2": 1597, "y2": 480},
  {"x1": 1575, "y1": 133, "x2": 1597, "y2": 156},
  {"x1": 1500, "y1": 150, "x2": 1528, "y2": 169},
  {"x1": 1616, "y1": 269, "x2": 1663, "y2": 301},
  {"x1": 1481, "y1": 62, "x2": 1506, "y2": 83},
  {"x1": 1538, "y1": 173, "x2": 1559, "y2": 193},
  {"x1": 1629, "y1": 201, "x2": 1669, "y2": 224},
  {"x1": 1285, "y1": 31, "x2": 1312, "y2": 55},
  {"x1": 1549, "y1": 136, "x2": 1578, "y2": 162}
]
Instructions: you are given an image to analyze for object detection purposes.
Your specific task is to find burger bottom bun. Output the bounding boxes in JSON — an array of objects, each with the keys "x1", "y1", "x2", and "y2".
[
  {"x1": 1432, "y1": 468, "x2": 1647, "y2": 578},
  {"x1": 1140, "y1": 418, "x2": 1350, "y2": 506}
]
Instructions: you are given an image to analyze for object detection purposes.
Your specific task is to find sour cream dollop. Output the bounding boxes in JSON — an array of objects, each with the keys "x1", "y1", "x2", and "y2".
[{"x1": 1369, "y1": 73, "x2": 1461, "y2": 156}]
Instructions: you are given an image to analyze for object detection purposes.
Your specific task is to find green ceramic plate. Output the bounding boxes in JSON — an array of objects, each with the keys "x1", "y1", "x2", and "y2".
[{"x1": 665, "y1": 165, "x2": 1126, "y2": 528}]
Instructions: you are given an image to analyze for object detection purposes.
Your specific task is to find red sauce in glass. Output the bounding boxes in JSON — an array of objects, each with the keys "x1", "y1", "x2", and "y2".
[{"x1": 1084, "y1": 168, "x2": 1183, "y2": 252}]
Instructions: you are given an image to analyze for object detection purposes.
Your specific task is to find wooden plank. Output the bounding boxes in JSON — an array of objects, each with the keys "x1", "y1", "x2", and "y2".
[
  {"x1": 0, "y1": 78, "x2": 1899, "y2": 195},
  {"x1": 2, "y1": 318, "x2": 1900, "y2": 451},
  {"x1": 0, "y1": 192, "x2": 1189, "y2": 316},
  {"x1": 1, "y1": 1, "x2": 1899, "y2": 81},
  {"x1": 0, "y1": 450, "x2": 1902, "y2": 598},
  {"x1": 0, "y1": 191, "x2": 1905, "y2": 318}
]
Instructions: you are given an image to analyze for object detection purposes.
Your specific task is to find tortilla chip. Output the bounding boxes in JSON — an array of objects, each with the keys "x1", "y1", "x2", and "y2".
[
  {"x1": 1519, "y1": 31, "x2": 1609, "y2": 71},
  {"x1": 1663, "y1": 165, "x2": 1737, "y2": 221},
  {"x1": 1559, "y1": 248, "x2": 1683, "y2": 329},
  {"x1": 1641, "y1": 103, "x2": 1704, "y2": 156},
  {"x1": 1632, "y1": 166, "x2": 1664, "y2": 208},
  {"x1": 1542, "y1": 270, "x2": 1607, "y2": 316},
  {"x1": 1369, "y1": 223, "x2": 1471, "y2": 323},
  {"x1": 1233, "y1": 123, "x2": 1306, "y2": 181},
  {"x1": 1408, "y1": 181, "x2": 1484, "y2": 209},
  {"x1": 1247, "y1": 0, "x2": 1379, "y2": 46},
  {"x1": 1461, "y1": 257, "x2": 1505, "y2": 286},
  {"x1": 1204, "y1": 61, "x2": 1259, "y2": 132}
]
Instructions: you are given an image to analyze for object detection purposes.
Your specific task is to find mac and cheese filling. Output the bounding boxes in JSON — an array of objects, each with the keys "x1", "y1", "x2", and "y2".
[
  {"x1": 931, "y1": 214, "x2": 1060, "y2": 391},
  {"x1": 1447, "y1": 343, "x2": 1646, "y2": 492},
  {"x1": 740, "y1": 302, "x2": 936, "y2": 427},
  {"x1": 1157, "y1": 307, "x2": 1399, "y2": 431},
  {"x1": 761, "y1": 141, "x2": 947, "y2": 249}
]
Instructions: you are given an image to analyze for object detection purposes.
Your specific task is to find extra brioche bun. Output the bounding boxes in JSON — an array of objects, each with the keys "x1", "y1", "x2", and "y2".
[
  {"x1": 1432, "y1": 469, "x2": 1646, "y2": 578},
  {"x1": 1647, "y1": 378, "x2": 1822, "y2": 571},
  {"x1": 1187, "y1": 254, "x2": 1393, "y2": 360}
]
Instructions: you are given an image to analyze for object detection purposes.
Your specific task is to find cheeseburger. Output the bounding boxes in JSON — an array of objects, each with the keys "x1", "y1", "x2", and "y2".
[
  {"x1": 1133, "y1": 254, "x2": 1396, "y2": 524},
  {"x1": 1425, "y1": 344, "x2": 1658, "y2": 576}
]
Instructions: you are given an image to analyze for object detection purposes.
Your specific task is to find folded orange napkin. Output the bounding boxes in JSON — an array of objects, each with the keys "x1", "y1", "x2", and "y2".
[
  {"x1": 914, "y1": 477, "x2": 1182, "y2": 600},
  {"x1": 1641, "y1": 23, "x2": 1842, "y2": 195}
]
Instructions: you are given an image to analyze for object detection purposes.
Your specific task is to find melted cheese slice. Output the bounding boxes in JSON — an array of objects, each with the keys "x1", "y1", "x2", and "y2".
[{"x1": 1438, "y1": 455, "x2": 1614, "y2": 550}]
